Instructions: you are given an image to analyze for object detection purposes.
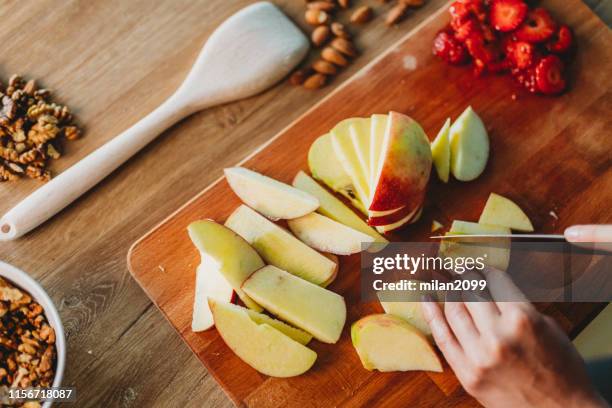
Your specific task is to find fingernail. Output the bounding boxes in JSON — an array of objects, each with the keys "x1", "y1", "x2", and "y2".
[{"x1": 564, "y1": 226, "x2": 580, "y2": 241}]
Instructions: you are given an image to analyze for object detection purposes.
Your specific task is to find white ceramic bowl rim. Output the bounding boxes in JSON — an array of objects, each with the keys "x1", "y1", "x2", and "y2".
[{"x1": 0, "y1": 261, "x2": 66, "y2": 408}]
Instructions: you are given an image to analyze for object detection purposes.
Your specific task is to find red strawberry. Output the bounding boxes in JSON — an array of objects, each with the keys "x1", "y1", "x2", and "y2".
[
  {"x1": 515, "y1": 8, "x2": 557, "y2": 43},
  {"x1": 449, "y1": 1, "x2": 471, "y2": 22},
  {"x1": 506, "y1": 41, "x2": 536, "y2": 69},
  {"x1": 453, "y1": 17, "x2": 481, "y2": 41},
  {"x1": 433, "y1": 30, "x2": 469, "y2": 65},
  {"x1": 465, "y1": 34, "x2": 502, "y2": 65},
  {"x1": 547, "y1": 25, "x2": 573, "y2": 54},
  {"x1": 535, "y1": 55, "x2": 566, "y2": 94},
  {"x1": 490, "y1": 0, "x2": 528, "y2": 32},
  {"x1": 512, "y1": 67, "x2": 538, "y2": 93}
]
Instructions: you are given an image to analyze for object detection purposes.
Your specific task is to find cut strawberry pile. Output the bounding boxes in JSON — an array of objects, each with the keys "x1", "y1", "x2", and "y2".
[{"x1": 433, "y1": 0, "x2": 575, "y2": 95}]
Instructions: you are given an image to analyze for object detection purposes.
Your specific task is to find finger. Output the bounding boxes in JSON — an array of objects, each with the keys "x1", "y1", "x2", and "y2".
[
  {"x1": 481, "y1": 266, "x2": 534, "y2": 315},
  {"x1": 460, "y1": 271, "x2": 500, "y2": 332},
  {"x1": 444, "y1": 292, "x2": 480, "y2": 348},
  {"x1": 421, "y1": 298, "x2": 465, "y2": 368}
]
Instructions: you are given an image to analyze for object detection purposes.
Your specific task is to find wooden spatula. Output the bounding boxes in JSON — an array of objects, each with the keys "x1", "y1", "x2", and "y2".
[{"x1": 0, "y1": 2, "x2": 308, "y2": 241}]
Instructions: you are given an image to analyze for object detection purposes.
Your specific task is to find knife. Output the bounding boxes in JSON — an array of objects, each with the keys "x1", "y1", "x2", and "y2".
[
  {"x1": 431, "y1": 224, "x2": 612, "y2": 242},
  {"x1": 430, "y1": 234, "x2": 565, "y2": 239}
]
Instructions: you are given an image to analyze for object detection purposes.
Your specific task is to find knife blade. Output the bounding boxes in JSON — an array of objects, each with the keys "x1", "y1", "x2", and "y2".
[{"x1": 430, "y1": 234, "x2": 566, "y2": 240}]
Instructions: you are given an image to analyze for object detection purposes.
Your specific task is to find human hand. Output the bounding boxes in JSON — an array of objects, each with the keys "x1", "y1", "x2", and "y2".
[{"x1": 422, "y1": 267, "x2": 608, "y2": 408}]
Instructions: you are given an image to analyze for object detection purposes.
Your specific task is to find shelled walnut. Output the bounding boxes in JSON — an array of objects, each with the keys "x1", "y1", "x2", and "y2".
[
  {"x1": 0, "y1": 74, "x2": 82, "y2": 182},
  {"x1": 0, "y1": 277, "x2": 56, "y2": 408}
]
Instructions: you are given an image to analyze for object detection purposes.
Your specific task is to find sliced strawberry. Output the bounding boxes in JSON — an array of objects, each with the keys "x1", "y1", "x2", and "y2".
[
  {"x1": 433, "y1": 30, "x2": 469, "y2": 65},
  {"x1": 459, "y1": 0, "x2": 487, "y2": 22},
  {"x1": 453, "y1": 17, "x2": 481, "y2": 41},
  {"x1": 535, "y1": 55, "x2": 566, "y2": 95},
  {"x1": 515, "y1": 8, "x2": 557, "y2": 43},
  {"x1": 449, "y1": 1, "x2": 471, "y2": 22},
  {"x1": 506, "y1": 41, "x2": 536, "y2": 69},
  {"x1": 512, "y1": 67, "x2": 538, "y2": 93},
  {"x1": 465, "y1": 34, "x2": 502, "y2": 64},
  {"x1": 490, "y1": 0, "x2": 528, "y2": 32},
  {"x1": 547, "y1": 25, "x2": 573, "y2": 54}
]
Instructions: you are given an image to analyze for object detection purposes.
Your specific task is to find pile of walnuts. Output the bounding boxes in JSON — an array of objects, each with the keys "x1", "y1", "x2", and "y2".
[
  {"x1": 1, "y1": 277, "x2": 56, "y2": 407},
  {"x1": 0, "y1": 75, "x2": 81, "y2": 182}
]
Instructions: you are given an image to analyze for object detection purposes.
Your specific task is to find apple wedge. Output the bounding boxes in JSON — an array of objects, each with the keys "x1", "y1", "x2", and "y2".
[
  {"x1": 308, "y1": 133, "x2": 366, "y2": 215},
  {"x1": 449, "y1": 106, "x2": 489, "y2": 181},
  {"x1": 225, "y1": 205, "x2": 337, "y2": 286},
  {"x1": 370, "y1": 112, "x2": 432, "y2": 217},
  {"x1": 242, "y1": 265, "x2": 347, "y2": 344},
  {"x1": 292, "y1": 171, "x2": 387, "y2": 243},
  {"x1": 350, "y1": 118, "x2": 372, "y2": 198},
  {"x1": 287, "y1": 212, "x2": 375, "y2": 255},
  {"x1": 439, "y1": 220, "x2": 511, "y2": 271},
  {"x1": 479, "y1": 193, "x2": 534, "y2": 232},
  {"x1": 431, "y1": 118, "x2": 451, "y2": 183},
  {"x1": 192, "y1": 262, "x2": 234, "y2": 332},
  {"x1": 188, "y1": 220, "x2": 263, "y2": 311},
  {"x1": 351, "y1": 314, "x2": 442, "y2": 372},
  {"x1": 209, "y1": 299, "x2": 317, "y2": 377},
  {"x1": 224, "y1": 167, "x2": 318, "y2": 220}
]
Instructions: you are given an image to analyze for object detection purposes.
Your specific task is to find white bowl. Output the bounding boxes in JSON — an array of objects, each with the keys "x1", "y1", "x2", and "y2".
[{"x1": 0, "y1": 261, "x2": 66, "y2": 408}]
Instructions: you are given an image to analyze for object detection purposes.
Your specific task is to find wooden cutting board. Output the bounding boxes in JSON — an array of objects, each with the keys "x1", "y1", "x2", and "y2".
[{"x1": 128, "y1": 1, "x2": 611, "y2": 406}]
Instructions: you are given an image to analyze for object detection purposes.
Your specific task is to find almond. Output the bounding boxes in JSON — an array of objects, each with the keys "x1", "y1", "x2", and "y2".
[
  {"x1": 350, "y1": 6, "x2": 373, "y2": 24},
  {"x1": 321, "y1": 47, "x2": 349, "y2": 66},
  {"x1": 289, "y1": 69, "x2": 309, "y2": 86},
  {"x1": 312, "y1": 59, "x2": 338, "y2": 75},
  {"x1": 305, "y1": 9, "x2": 330, "y2": 25},
  {"x1": 303, "y1": 73, "x2": 328, "y2": 89},
  {"x1": 338, "y1": 0, "x2": 350, "y2": 8},
  {"x1": 311, "y1": 25, "x2": 331, "y2": 47},
  {"x1": 307, "y1": 1, "x2": 336, "y2": 12},
  {"x1": 331, "y1": 22, "x2": 350, "y2": 39},
  {"x1": 330, "y1": 37, "x2": 357, "y2": 57},
  {"x1": 386, "y1": 3, "x2": 408, "y2": 26}
]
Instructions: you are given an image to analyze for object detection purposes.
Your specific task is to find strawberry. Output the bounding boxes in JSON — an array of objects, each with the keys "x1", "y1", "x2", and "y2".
[
  {"x1": 535, "y1": 55, "x2": 566, "y2": 94},
  {"x1": 547, "y1": 25, "x2": 573, "y2": 54},
  {"x1": 515, "y1": 8, "x2": 557, "y2": 43},
  {"x1": 433, "y1": 30, "x2": 469, "y2": 65},
  {"x1": 512, "y1": 67, "x2": 538, "y2": 93},
  {"x1": 489, "y1": 0, "x2": 528, "y2": 32},
  {"x1": 449, "y1": 1, "x2": 471, "y2": 22},
  {"x1": 506, "y1": 41, "x2": 536, "y2": 69},
  {"x1": 453, "y1": 17, "x2": 481, "y2": 41}
]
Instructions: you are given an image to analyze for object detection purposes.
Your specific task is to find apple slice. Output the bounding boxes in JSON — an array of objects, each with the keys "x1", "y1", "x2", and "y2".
[
  {"x1": 350, "y1": 118, "x2": 372, "y2": 199},
  {"x1": 308, "y1": 133, "x2": 366, "y2": 215},
  {"x1": 224, "y1": 167, "x2": 318, "y2": 220},
  {"x1": 351, "y1": 314, "x2": 442, "y2": 372},
  {"x1": 439, "y1": 220, "x2": 511, "y2": 271},
  {"x1": 431, "y1": 118, "x2": 451, "y2": 183},
  {"x1": 188, "y1": 220, "x2": 263, "y2": 311},
  {"x1": 368, "y1": 204, "x2": 420, "y2": 227},
  {"x1": 287, "y1": 212, "x2": 375, "y2": 255},
  {"x1": 209, "y1": 299, "x2": 317, "y2": 377},
  {"x1": 242, "y1": 265, "x2": 347, "y2": 344},
  {"x1": 292, "y1": 171, "x2": 387, "y2": 243},
  {"x1": 192, "y1": 261, "x2": 234, "y2": 332},
  {"x1": 225, "y1": 205, "x2": 337, "y2": 286},
  {"x1": 449, "y1": 106, "x2": 489, "y2": 181},
  {"x1": 479, "y1": 193, "x2": 534, "y2": 232},
  {"x1": 376, "y1": 206, "x2": 422, "y2": 233},
  {"x1": 369, "y1": 114, "x2": 387, "y2": 192},
  {"x1": 370, "y1": 112, "x2": 432, "y2": 217},
  {"x1": 331, "y1": 118, "x2": 371, "y2": 210},
  {"x1": 244, "y1": 309, "x2": 313, "y2": 345}
]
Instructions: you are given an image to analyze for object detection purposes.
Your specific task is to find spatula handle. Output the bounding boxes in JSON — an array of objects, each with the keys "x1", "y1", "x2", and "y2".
[{"x1": 0, "y1": 93, "x2": 192, "y2": 241}]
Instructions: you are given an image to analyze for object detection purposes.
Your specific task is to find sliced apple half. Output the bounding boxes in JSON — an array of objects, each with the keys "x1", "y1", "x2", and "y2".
[
  {"x1": 288, "y1": 212, "x2": 375, "y2": 255},
  {"x1": 188, "y1": 220, "x2": 263, "y2": 311},
  {"x1": 449, "y1": 106, "x2": 489, "y2": 181},
  {"x1": 242, "y1": 265, "x2": 347, "y2": 344},
  {"x1": 439, "y1": 220, "x2": 511, "y2": 271},
  {"x1": 351, "y1": 314, "x2": 442, "y2": 372},
  {"x1": 245, "y1": 308, "x2": 313, "y2": 345},
  {"x1": 431, "y1": 118, "x2": 451, "y2": 183},
  {"x1": 370, "y1": 112, "x2": 432, "y2": 218},
  {"x1": 224, "y1": 167, "x2": 318, "y2": 220},
  {"x1": 479, "y1": 193, "x2": 534, "y2": 232},
  {"x1": 308, "y1": 133, "x2": 366, "y2": 215},
  {"x1": 331, "y1": 118, "x2": 371, "y2": 210},
  {"x1": 209, "y1": 299, "x2": 317, "y2": 377},
  {"x1": 225, "y1": 205, "x2": 337, "y2": 286},
  {"x1": 292, "y1": 171, "x2": 387, "y2": 243},
  {"x1": 192, "y1": 261, "x2": 234, "y2": 332}
]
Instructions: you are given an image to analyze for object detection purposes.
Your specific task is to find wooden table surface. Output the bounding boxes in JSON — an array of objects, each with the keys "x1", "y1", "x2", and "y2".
[{"x1": 0, "y1": 1, "x2": 609, "y2": 407}]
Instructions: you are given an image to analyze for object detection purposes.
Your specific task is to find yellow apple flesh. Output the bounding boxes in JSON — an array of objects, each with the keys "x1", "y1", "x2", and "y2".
[
  {"x1": 350, "y1": 118, "x2": 372, "y2": 199},
  {"x1": 209, "y1": 299, "x2": 317, "y2": 377},
  {"x1": 479, "y1": 193, "x2": 534, "y2": 232},
  {"x1": 224, "y1": 167, "x2": 318, "y2": 220},
  {"x1": 225, "y1": 205, "x2": 337, "y2": 286},
  {"x1": 449, "y1": 106, "x2": 489, "y2": 181},
  {"x1": 188, "y1": 220, "x2": 263, "y2": 311},
  {"x1": 242, "y1": 265, "x2": 347, "y2": 344},
  {"x1": 192, "y1": 261, "x2": 234, "y2": 332},
  {"x1": 292, "y1": 171, "x2": 387, "y2": 243},
  {"x1": 431, "y1": 118, "x2": 451, "y2": 183},
  {"x1": 287, "y1": 212, "x2": 375, "y2": 255},
  {"x1": 351, "y1": 314, "x2": 442, "y2": 372},
  {"x1": 369, "y1": 114, "x2": 388, "y2": 191}
]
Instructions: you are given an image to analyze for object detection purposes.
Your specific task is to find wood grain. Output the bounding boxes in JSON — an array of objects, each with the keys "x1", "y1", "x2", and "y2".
[
  {"x1": 0, "y1": 0, "x2": 461, "y2": 406},
  {"x1": 128, "y1": 0, "x2": 612, "y2": 406}
]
